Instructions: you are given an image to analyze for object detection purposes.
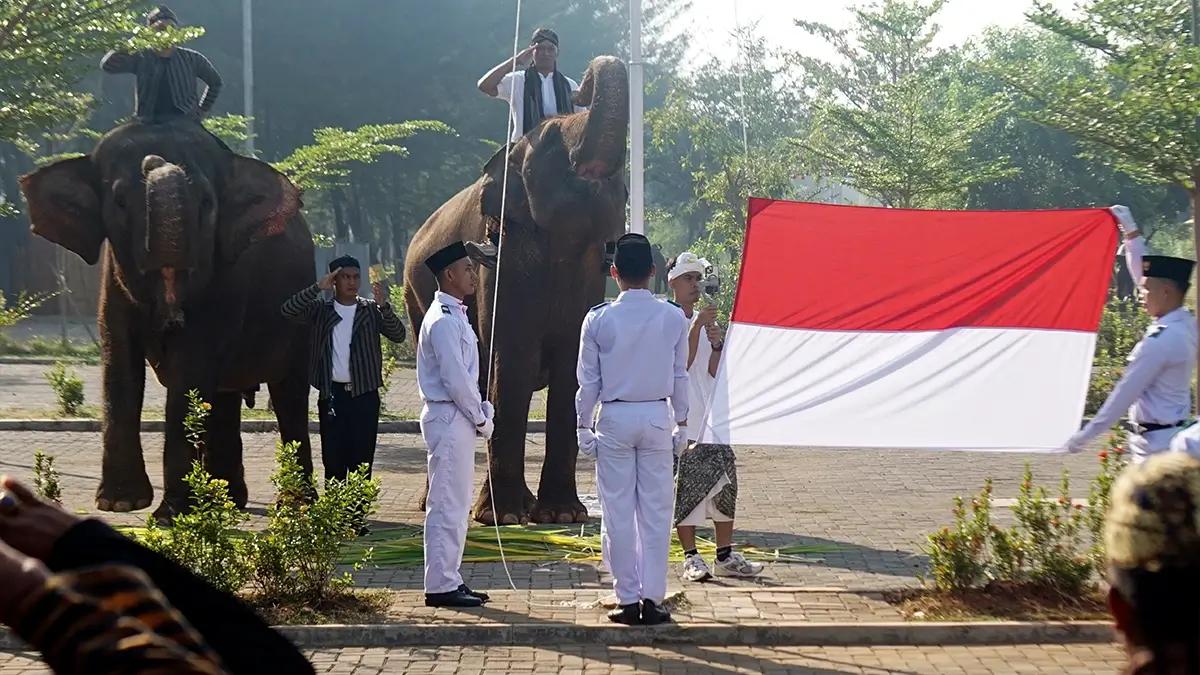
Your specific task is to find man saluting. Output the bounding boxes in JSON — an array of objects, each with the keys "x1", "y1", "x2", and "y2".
[
  {"x1": 1067, "y1": 206, "x2": 1197, "y2": 462},
  {"x1": 576, "y1": 233, "x2": 690, "y2": 625},
  {"x1": 417, "y1": 242, "x2": 495, "y2": 608}
]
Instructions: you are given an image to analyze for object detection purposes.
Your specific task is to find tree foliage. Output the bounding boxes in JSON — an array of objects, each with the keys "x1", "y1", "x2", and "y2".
[
  {"x1": 273, "y1": 121, "x2": 454, "y2": 194},
  {"x1": 792, "y1": 0, "x2": 1014, "y2": 208}
]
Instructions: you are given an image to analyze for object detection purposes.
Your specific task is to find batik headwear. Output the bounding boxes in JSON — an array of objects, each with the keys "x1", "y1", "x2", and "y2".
[
  {"x1": 146, "y1": 5, "x2": 179, "y2": 25},
  {"x1": 531, "y1": 28, "x2": 559, "y2": 47},
  {"x1": 328, "y1": 255, "x2": 359, "y2": 273},
  {"x1": 1105, "y1": 452, "x2": 1200, "y2": 571},
  {"x1": 424, "y1": 241, "x2": 468, "y2": 276},
  {"x1": 667, "y1": 252, "x2": 711, "y2": 283}
]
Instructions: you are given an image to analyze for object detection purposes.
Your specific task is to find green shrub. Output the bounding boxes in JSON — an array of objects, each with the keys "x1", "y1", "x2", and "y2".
[
  {"x1": 250, "y1": 441, "x2": 380, "y2": 604},
  {"x1": 44, "y1": 362, "x2": 84, "y2": 416},
  {"x1": 140, "y1": 461, "x2": 253, "y2": 594},
  {"x1": 33, "y1": 450, "x2": 62, "y2": 504},
  {"x1": 923, "y1": 481, "x2": 992, "y2": 590}
]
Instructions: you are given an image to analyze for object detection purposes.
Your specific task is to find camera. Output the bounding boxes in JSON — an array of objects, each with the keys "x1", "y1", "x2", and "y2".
[
  {"x1": 701, "y1": 266, "x2": 720, "y2": 295},
  {"x1": 604, "y1": 241, "x2": 616, "y2": 270}
]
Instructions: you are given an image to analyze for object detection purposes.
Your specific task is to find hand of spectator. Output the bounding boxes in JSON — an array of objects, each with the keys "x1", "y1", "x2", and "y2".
[
  {"x1": 0, "y1": 476, "x2": 81, "y2": 562},
  {"x1": 0, "y1": 538, "x2": 49, "y2": 626}
]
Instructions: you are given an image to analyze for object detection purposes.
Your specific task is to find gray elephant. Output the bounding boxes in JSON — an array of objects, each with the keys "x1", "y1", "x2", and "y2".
[
  {"x1": 20, "y1": 118, "x2": 315, "y2": 522},
  {"x1": 404, "y1": 55, "x2": 629, "y2": 525}
]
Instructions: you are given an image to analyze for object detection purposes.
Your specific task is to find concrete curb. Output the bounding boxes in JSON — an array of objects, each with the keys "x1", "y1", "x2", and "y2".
[
  {"x1": 0, "y1": 621, "x2": 1115, "y2": 650},
  {"x1": 0, "y1": 419, "x2": 546, "y2": 434},
  {"x1": 0, "y1": 356, "x2": 97, "y2": 365}
]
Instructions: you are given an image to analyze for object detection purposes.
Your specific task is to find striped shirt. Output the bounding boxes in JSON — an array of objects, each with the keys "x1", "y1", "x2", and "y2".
[
  {"x1": 101, "y1": 47, "x2": 222, "y2": 120},
  {"x1": 13, "y1": 564, "x2": 226, "y2": 674},
  {"x1": 281, "y1": 284, "x2": 407, "y2": 399}
]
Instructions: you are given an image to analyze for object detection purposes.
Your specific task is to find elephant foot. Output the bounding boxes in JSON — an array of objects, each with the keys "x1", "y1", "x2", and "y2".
[
  {"x1": 151, "y1": 497, "x2": 187, "y2": 525},
  {"x1": 227, "y1": 476, "x2": 248, "y2": 510},
  {"x1": 531, "y1": 495, "x2": 590, "y2": 524},
  {"x1": 472, "y1": 480, "x2": 536, "y2": 526},
  {"x1": 96, "y1": 474, "x2": 154, "y2": 513}
]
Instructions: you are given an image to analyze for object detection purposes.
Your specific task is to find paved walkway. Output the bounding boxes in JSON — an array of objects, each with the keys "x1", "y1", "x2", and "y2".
[{"x1": 0, "y1": 644, "x2": 1124, "y2": 673}]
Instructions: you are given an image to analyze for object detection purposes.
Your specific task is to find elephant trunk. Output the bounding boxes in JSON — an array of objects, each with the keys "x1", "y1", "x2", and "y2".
[
  {"x1": 571, "y1": 56, "x2": 629, "y2": 180},
  {"x1": 142, "y1": 155, "x2": 190, "y2": 322}
]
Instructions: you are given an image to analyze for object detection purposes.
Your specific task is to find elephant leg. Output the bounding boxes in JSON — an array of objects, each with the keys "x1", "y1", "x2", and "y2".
[
  {"x1": 96, "y1": 272, "x2": 152, "y2": 513},
  {"x1": 472, "y1": 350, "x2": 537, "y2": 526},
  {"x1": 532, "y1": 342, "x2": 588, "y2": 524},
  {"x1": 269, "y1": 373, "x2": 316, "y2": 496},
  {"x1": 153, "y1": 384, "x2": 203, "y2": 523},
  {"x1": 204, "y1": 391, "x2": 247, "y2": 509}
]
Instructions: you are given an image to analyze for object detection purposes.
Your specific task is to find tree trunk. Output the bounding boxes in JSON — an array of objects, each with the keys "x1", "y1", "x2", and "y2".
[
  {"x1": 1192, "y1": 185, "x2": 1200, "y2": 413},
  {"x1": 331, "y1": 188, "x2": 348, "y2": 241}
]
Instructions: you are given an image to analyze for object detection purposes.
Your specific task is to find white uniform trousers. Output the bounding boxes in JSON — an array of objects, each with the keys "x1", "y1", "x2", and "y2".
[
  {"x1": 421, "y1": 402, "x2": 477, "y2": 594},
  {"x1": 1128, "y1": 428, "x2": 1183, "y2": 464},
  {"x1": 595, "y1": 401, "x2": 674, "y2": 606}
]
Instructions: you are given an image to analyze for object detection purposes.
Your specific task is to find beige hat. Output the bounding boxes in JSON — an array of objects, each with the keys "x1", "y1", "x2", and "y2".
[{"x1": 1105, "y1": 452, "x2": 1200, "y2": 571}]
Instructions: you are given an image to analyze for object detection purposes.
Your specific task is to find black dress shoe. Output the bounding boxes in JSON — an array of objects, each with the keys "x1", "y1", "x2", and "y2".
[
  {"x1": 607, "y1": 603, "x2": 641, "y2": 625},
  {"x1": 458, "y1": 584, "x2": 489, "y2": 603},
  {"x1": 641, "y1": 599, "x2": 671, "y2": 625},
  {"x1": 425, "y1": 589, "x2": 484, "y2": 608}
]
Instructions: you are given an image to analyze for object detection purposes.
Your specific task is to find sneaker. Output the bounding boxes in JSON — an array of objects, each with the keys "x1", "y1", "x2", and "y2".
[
  {"x1": 714, "y1": 551, "x2": 764, "y2": 578},
  {"x1": 680, "y1": 554, "x2": 713, "y2": 582}
]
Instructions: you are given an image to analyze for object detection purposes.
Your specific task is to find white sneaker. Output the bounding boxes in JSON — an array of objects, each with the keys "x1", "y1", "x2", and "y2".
[
  {"x1": 714, "y1": 551, "x2": 764, "y2": 578},
  {"x1": 680, "y1": 554, "x2": 712, "y2": 582}
]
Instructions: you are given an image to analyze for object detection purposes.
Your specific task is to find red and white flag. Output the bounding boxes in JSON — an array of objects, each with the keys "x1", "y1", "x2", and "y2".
[{"x1": 699, "y1": 199, "x2": 1118, "y2": 452}]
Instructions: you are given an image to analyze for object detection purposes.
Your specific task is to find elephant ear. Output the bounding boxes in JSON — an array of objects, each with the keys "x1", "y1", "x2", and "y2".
[
  {"x1": 19, "y1": 157, "x2": 105, "y2": 265},
  {"x1": 479, "y1": 142, "x2": 533, "y2": 227},
  {"x1": 218, "y1": 156, "x2": 301, "y2": 261}
]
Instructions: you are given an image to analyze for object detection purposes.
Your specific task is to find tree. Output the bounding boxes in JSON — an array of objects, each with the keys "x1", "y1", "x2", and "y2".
[
  {"x1": 272, "y1": 121, "x2": 454, "y2": 240},
  {"x1": 647, "y1": 30, "x2": 807, "y2": 314},
  {"x1": 791, "y1": 0, "x2": 1014, "y2": 208}
]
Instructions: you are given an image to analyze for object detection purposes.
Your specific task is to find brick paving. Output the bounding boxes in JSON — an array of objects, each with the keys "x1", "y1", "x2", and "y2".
[{"x1": 0, "y1": 643, "x2": 1124, "y2": 673}]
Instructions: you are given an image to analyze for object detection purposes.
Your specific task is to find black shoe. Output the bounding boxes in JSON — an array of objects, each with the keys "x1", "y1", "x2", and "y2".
[
  {"x1": 425, "y1": 589, "x2": 484, "y2": 608},
  {"x1": 465, "y1": 240, "x2": 498, "y2": 268},
  {"x1": 608, "y1": 602, "x2": 641, "y2": 625},
  {"x1": 641, "y1": 599, "x2": 671, "y2": 625},
  {"x1": 458, "y1": 584, "x2": 489, "y2": 603}
]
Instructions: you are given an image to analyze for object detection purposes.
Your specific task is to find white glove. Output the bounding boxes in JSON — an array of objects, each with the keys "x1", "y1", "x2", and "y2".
[
  {"x1": 482, "y1": 401, "x2": 494, "y2": 421},
  {"x1": 672, "y1": 426, "x2": 689, "y2": 457},
  {"x1": 1063, "y1": 433, "x2": 1085, "y2": 454},
  {"x1": 477, "y1": 418, "x2": 494, "y2": 440},
  {"x1": 1110, "y1": 205, "x2": 1137, "y2": 234},
  {"x1": 577, "y1": 428, "x2": 597, "y2": 459}
]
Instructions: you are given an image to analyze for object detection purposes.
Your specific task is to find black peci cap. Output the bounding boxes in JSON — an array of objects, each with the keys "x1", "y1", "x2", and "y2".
[
  {"x1": 614, "y1": 233, "x2": 653, "y2": 278},
  {"x1": 425, "y1": 241, "x2": 469, "y2": 276},
  {"x1": 1143, "y1": 255, "x2": 1195, "y2": 288}
]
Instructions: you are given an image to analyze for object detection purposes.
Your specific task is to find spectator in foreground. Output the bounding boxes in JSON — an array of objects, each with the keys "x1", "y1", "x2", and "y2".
[
  {"x1": 1105, "y1": 452, "x2": 1200, "y2": 674},
  {"x1": 0, "y1": 476, "x2": 313, "y2": 675}
]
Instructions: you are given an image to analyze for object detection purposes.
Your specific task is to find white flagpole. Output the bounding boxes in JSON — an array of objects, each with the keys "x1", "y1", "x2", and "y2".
[
  {"x1": 242, "y1": 0, "x2": 255, "y2": 155},
  {"x1": 629, "y1": 0, "x2": 644, "y2": 234}
]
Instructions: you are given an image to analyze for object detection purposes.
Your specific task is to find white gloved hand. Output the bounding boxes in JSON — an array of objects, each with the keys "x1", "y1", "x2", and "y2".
[
  {"x1": 577, "y1": 428, "x2": 598, "y2": 459},
  {"x1": 1063, "y1": 433, "x2": 1085, "y2": 454},
  {"x1": 477, "y1": 418, "x2": 494, "y2": 440},
  {"x1": 482, "y1": 401, "x2": 494, "y2": 421},
  {"x1": 672, "y1": 426, "x2": 689, "y2": 457},
  {"x1": 1110, "y1": 205, "x2": 1137, "y2": 234}
]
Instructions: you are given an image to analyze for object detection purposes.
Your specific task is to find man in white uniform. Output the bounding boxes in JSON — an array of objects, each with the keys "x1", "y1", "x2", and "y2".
[
  {"x1": 417, "y1": 241, "x2": 495, "y2": 608},
  {"x1": 667, "y1": 253, "x2": 764, "y2": 582},
  {"x1": 1067, "y1": 206, "x2": 1197, "y2": 462},
  {"x1": 576, "y1": 233, "x2": 690, "y2": 625}
]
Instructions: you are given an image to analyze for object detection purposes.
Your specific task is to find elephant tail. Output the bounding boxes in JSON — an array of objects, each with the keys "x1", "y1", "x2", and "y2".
[{"x1": 403, "y1": 284, "x2": 426, "y2": 346}]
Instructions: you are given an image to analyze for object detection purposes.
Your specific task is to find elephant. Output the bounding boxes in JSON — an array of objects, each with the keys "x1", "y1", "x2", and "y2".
[
  {"x1": 403, "y1": 55, "x2": 628, "y2": 525},
  {"x1": 19, "y1": 118, "x2": 315, "y2": 522}
]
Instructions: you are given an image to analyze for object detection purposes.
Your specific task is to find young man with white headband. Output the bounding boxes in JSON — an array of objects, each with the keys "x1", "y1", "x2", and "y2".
[{"x1": 668, "y1": 252, "x2": 763, "y2": 582}]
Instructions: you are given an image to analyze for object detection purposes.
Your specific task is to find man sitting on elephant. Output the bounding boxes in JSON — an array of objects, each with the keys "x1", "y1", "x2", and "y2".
[
  {"x1": 470, "y1": 27, "x2": 587, "y2": 265},
  {"x1": 101, "y1": 5, "x2": 223, "y2": 125}
]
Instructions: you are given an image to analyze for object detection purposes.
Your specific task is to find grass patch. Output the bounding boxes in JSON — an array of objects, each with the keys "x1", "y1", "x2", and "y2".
[
  {"x1": 0, "y1": 335, "x2": 99, "y2": 361},
  {"x1": 885, "y1": 582, "x2": 1109, "y2": 622},
  {"x1": 245, "y1": 587, "x2": 391, "y2": 625}
]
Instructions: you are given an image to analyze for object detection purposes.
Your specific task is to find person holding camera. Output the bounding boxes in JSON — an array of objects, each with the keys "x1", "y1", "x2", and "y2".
[{"x1": 667, "y1": 253, "x2": 764, "y2": 582}]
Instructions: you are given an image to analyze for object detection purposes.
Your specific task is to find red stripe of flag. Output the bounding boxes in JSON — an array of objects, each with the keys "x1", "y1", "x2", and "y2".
[{"x1": 733, "y1": 199, "x2": 1118, "y2": 332}]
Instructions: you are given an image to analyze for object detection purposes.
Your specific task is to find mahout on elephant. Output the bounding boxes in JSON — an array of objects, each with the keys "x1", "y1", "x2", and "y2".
[
  {"x1": 20, "y1": 117, "x2": 315, "y2": 522},
  {"x1": 403, "y1": 55, "x2": 629, "y2": 525}
]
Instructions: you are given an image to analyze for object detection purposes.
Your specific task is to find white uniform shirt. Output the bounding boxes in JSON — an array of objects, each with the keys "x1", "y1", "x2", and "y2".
[
  {"x1": 575, "y1": 289, "x2": 690, "y2": 428},
  {"x1": 495, "y1": 70, "x2": 584, "y2": 142},
  {"x1": 1070, "y1": 307, "x2": 1197, "y2": 448},
  {"x1": 416, "y1": 291, "x2": 486, "y2": 426},
  {"x1": 683, "y1": 311, "x2": 717, "y2": 442},
  {"x1": 330, "y1": 301, "x2": 356, "y2": 383}
]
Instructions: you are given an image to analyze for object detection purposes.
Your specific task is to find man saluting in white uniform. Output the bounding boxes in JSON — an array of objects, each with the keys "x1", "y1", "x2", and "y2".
[
  {"x1": 576, "y1": 233, "x2": 690, "y2": 625},
  {"x1": 417, "y1": 241, "x2": 495, "y2": 608},
  {"x1": 1067, "y1": 206, "x2": 1197, "y2": 462}
]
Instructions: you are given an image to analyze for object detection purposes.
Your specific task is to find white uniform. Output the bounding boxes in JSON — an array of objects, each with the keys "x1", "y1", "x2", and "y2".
[
  {"x1": 1068, "y1": 236, "x2": 1197, "y2": 462},
  {"x1": 417, "y1": 291, "x2": 487, "y2": 594},
  {"x1": 576, "y1": 289, "x2": 690, "y2": 606}
]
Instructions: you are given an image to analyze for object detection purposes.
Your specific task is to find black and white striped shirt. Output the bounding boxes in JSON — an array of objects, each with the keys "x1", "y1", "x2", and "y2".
[
  {"x1": 281, "y1": 284, "x2": 406, "y2": 400},
  {"x1": 101, "y1": 47, "x2": 222, "y2": 120}
]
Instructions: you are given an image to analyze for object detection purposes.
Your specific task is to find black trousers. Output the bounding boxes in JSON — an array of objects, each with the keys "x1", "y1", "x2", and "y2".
[{"x1": 317, "y1": 386, "x2": 380, "y2": 482}]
